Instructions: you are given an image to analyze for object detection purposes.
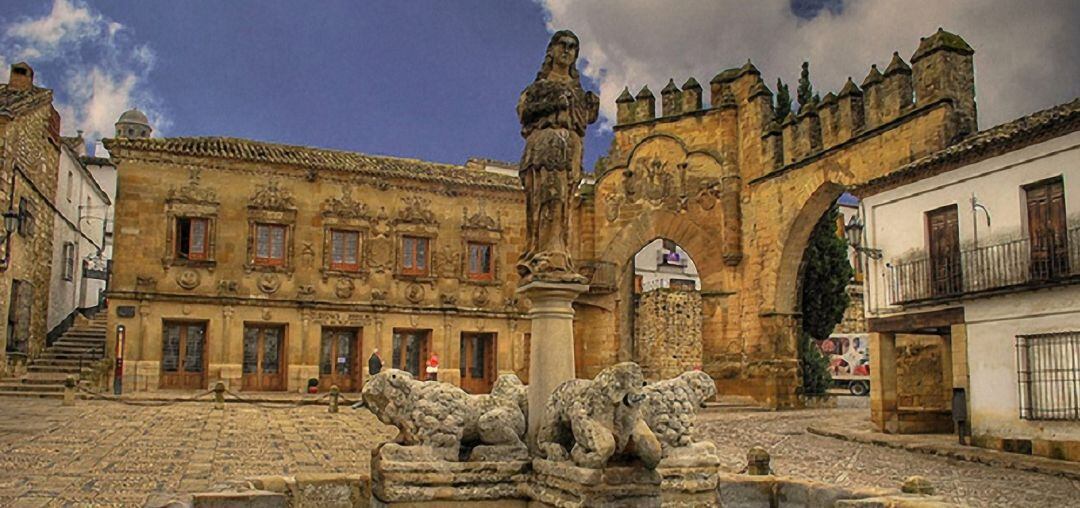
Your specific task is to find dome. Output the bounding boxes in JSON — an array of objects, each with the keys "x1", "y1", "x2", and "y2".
[{"x1": 117, "y1": 108, "x2": 150, "y2": 127}]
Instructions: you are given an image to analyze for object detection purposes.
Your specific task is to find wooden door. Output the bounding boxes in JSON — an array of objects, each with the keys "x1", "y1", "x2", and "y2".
[
  {"x1": 392, "y1": 329, "x2": 431, "y2": 379},
  {"x1": 1026, "y1": 178, "x2": 1069, "y2": 279},
  {"x1": 242, "y1": 325, "x2": 286, "y2": 391},
  {"x1": 320, "y1": 327, "x2": 361, "y2": 391},
  {"x1": 460, "y1": 333, "x2": 495, "y2": 394},
  {"x1": 927, "y1": 205, "x2": 962, "y2": 296},
  {"x1": 160, "y1": 322, "x2": 207, "y2": 389}
]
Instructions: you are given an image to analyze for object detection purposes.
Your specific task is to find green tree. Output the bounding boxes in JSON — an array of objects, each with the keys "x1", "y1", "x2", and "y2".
[
  {"x1": 798, "y1": 205, "x2": 853, "y2": 394},
  {"x1": 797, "y1": 61, "x2": 814, "y2": 111},
  {"x1": 774, "y1": 78, "x2": 792, "y2": 122}
]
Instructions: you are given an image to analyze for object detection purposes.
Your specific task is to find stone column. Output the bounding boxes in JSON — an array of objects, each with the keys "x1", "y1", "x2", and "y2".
[
  {"x1": 519, "y1": 280, "x2": 588, "y2": 450},
  {"x1": 870, "y1": 331, "x2": 898, "y2": 433}
]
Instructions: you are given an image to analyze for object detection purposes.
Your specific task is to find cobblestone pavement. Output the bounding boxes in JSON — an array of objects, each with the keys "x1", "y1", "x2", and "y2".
[
  {"x1": 2, "y1": 398, "x2": 1079, "y2": 507},
  {"x1": 697, "y1": 405, "x2": 1080, "y2": 507},
  {"x1": 0, "y1": 398, "x2": 395, "y2": 507}
]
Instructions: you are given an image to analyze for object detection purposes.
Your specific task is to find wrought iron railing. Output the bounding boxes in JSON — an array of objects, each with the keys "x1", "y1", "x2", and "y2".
[{"x1": 886, "y1": 226, "x2": 1079, "y2": 305}]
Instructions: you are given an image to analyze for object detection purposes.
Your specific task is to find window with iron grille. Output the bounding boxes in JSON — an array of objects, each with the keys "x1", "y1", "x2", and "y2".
[{"x1": 1016, "y1": 332, "x2": 1080, "y2": 421}]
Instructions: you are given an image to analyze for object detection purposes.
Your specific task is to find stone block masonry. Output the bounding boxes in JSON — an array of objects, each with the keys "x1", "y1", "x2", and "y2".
[{"x1": 634, "y1": 289, "x2": 703, "y2": 380}]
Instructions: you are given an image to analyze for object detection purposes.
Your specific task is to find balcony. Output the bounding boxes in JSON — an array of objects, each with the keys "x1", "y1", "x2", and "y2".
[{"x1": 886, "y1": 226, "x2": 1080, "y2": 306}]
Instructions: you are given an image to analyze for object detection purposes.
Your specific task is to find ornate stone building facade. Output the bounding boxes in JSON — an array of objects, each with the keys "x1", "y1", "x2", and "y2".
[
  {"x1": 103, "y1": 137, "x2": 528, "y2": 393},
  {"x1": 104, "y1": 29, "x2": 984, "y2": 407},
  {"x1": 0, "y1": 63, "x2": 61, "y2": 372},
  {"x1": 572, "y1": 29, "x2": 979, "y2": 407}
]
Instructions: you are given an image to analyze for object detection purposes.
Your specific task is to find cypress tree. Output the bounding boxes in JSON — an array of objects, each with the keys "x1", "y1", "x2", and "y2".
[
  {"x1": 774, "y1": 78, "x2": 792, "y2": 122},
  {"x1": 797, "y1": 61, "x2": 814, "y2": 111},
  {"x1": 798, "y1": 205, "x2": 853, "y2": 394}
]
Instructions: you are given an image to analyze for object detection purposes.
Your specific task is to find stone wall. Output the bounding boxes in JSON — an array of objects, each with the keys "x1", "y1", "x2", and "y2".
[
  {"x1": 895, "y1": 334, "x2": 948, "y2": 410},
  {"x1": 0, "y1": 98, "x2": 61, "y2": 372},
  {"x1": 634, "y1": 289, "x2": 702, "y2": 380},
  {"x1": 834, "y1": 284, "x2": 866, "y2": 335}
]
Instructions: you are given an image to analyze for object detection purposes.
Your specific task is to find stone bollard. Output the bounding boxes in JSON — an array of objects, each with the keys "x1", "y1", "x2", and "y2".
[
  {"x1": 746, "y1": 446, "x2": 771, "y2": 475},
  {"x1": 329, "y1": 385, "x2": 340, "y2": 413},
  {"x1": 901, "y1": 475, "x2": 934, "y2": 495},
  {"x1": 213, "y1": 381, "x2": 226, "y2": 410},
  {"x1": 63, "y1": 375, "x2": 77, "y2": 406}
]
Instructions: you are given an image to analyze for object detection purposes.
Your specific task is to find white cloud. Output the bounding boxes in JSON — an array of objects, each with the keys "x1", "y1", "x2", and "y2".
[
  {"x1": 5, "y1": 0, "x2": 105, "y2": 60},
  {"x1": 0, "y1": 0, "x2": 166, "y2": 140},
  {"x1": 538, "y1": 0, "x2": 1080, "y2": 130}
]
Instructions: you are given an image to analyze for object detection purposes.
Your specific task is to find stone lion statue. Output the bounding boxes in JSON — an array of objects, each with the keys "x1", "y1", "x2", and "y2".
[
  {"x1": 641, "y1": 370, "x2": 719, "y2": 464},
  {"x1": 536, "y1": 362, "x2": 662, "y2": 469},
  {"x1": 361, "y1": 369, "x2": 527, "y2": 462}
]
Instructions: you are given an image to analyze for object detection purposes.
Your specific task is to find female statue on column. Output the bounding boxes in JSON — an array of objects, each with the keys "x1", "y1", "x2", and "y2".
[{"x1": 517, "y1": 30, "x2": 599, "y2": 285}]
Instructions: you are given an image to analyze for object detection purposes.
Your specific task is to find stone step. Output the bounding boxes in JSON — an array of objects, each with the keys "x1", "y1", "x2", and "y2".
[
  {"x1": 0, "y1": 382, "x2": 64, "y2": 392},
  {"x1": 27, "y1": 364, "x2": 87, "y2": 374},
  {"x1": 62, "y1": 331, "x2": 106, "y2": 339},
  {"x1": 37, "y1": 352, "x2": 103, "y2": 361},
  {"x1": 21, "y1": 374, "x2": 76, "y2": 385},
  {"x1": 52, "y1": 340, "x2": 105, "y2": 347},
  {"x1": 0, "y1": 390, "x2": 65, "y2": 399},
  {"x1": 33, "y1": 358, "x2": 95, "y2": 367},
  {"x1": 48, "y1": 343, "x2": 104, "y2": 352}
]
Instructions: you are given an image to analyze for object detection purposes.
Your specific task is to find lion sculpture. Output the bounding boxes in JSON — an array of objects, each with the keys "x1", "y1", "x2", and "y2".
[
  {"x1": 640, "y1": 370, "x2": 719, "y2": 465},
  {"x1": 536, "y1": 362, "x2": 662, "y2": 469},
  {"x1": 361, "y1": 369, "x2": 528, "y2": 462}
]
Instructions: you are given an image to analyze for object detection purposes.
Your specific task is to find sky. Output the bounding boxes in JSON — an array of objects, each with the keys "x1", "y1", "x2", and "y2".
[{"x1": 1, "y1": 0, "x2": 1078, "y2": 172}]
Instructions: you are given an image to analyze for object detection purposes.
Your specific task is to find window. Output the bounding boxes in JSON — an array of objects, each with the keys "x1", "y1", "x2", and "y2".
[
  {"x1": 1017, "y1": 332, "x2": 1080, "y2": 420},
  {"x1": 467, "y1": 242, "x2": 494, "y2": 280},
  {"x1": 254, "y1": 223, "x2": 287, "y2": 266},
  {"x1": 927, "y1": 205, "x2": 961, "y2": 296},
  {"x1": 401, "y1": 235, "x2": 429, "y2": 276},
  {"x1": 66, "y1": 171, "x2": 73, "y2": 202},
  {"x1": 62, "y1": 242, "x2": 75, "y2": 281},
  {"x1": 1025, "y1": 177, "x2": 1069, "y2": 280},
  {"x1": 175, "y1": 217, "x2": 210, "y2": 261},
  {"x1": 330, "y1": 229, "x2": 361, "y2": 271},
  {"x1": 17, "y1": 197, "x2": 34, "y2": 236}
]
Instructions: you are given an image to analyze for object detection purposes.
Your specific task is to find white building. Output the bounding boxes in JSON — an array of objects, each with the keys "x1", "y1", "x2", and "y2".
[
  {"x1": 633, "y1": 238, "x2": 700, "y2": 292},
  {"x1": 48, "y1": 133, "x2": 110, "y2": 333},
  {"x1": 856, "y1": 98, "x2": 1080, "y2": 460}
]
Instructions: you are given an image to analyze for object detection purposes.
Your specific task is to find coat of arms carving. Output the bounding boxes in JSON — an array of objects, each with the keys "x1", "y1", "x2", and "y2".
[{"x1": 249, "y1": 178, "x2": 295, "y2": 210}]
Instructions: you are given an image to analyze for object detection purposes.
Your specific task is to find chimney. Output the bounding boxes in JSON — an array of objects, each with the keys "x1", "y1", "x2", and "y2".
[{"x1": 9, "y1": 62, "x2": 34, "y2": 91}]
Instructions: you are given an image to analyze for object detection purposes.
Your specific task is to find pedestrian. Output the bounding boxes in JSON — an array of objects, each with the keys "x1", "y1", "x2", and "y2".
[
  {"x1": 425, "y1": 352, "x2": 439, "y2": 380},
  {"x1": 368, "y1": 348, "x2": 382, "y2": 376}
]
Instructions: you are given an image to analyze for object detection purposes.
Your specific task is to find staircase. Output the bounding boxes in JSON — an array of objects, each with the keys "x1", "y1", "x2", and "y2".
[{"x1": 0, "y1": 313, "x2": 108, "y2": 398}]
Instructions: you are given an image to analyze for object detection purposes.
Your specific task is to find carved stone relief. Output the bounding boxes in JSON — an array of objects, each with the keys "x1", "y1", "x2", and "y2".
[
  {"x1": 167, "y1": 168, "x2": 218, "y2": 204},
  {"x1": 300, "y1": 242, "x2": 315, "y2": 268},
  {"x1": 297, "y1": 284, "x2": 316, "y2": 300},
  {"x1": 405, "y1": 282, "x2": 425, "y2": 304},
  {"x1": 435, "y1": 246, "x2": 459, "y2": 279},
  {"x1": 461, "y1": 202, "x2": 501, "y2": 232},
  {"x1": 602, "y1": 138, "x2": 728, "y2": 222},
  {"x1": 249, "y1": 178, "x2": 296, "y2": 210},
  {"x1": 322, "y1": 187, "x2": 370, "y2": 219},
  {"x1": 395, "y1": 196, "x2": 437, "y2": 225},
  {"x1": 135, "y1": 276, "x2": 157, "y2": 290},
  {"x1": 175, "y1": 269, "x2": 200, "y2": 290},
  {"x1": 257, "y1": 273, "x2": 281, "y2": 295},
  {"x1": 334, "y1": 277, "x2": 355, "y2": 299},
  {"x1": 472, "y1": 286, "x2": 490, "y2": 307},
  {"x1": 217, "y1": 279, "x2": 239, "y2": 294}
]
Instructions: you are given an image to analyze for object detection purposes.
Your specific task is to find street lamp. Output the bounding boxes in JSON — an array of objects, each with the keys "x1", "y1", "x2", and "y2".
[
  {"x1": 2, "y1": 209, "x2": 18, "y2": 240},
  {"x1": 844, "y1": 215, "x2": 882, "y2": 260}
]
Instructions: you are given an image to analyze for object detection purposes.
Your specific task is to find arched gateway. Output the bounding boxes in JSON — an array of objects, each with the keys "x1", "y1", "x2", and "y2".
[{"x1": 573, "y1": 29, "x2": 978, "y2": 407}]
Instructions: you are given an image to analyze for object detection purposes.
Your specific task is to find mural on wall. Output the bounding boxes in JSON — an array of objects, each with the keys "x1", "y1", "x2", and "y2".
[{"x1": 815, "y1": 334, "x2": 869, "y2": 377}]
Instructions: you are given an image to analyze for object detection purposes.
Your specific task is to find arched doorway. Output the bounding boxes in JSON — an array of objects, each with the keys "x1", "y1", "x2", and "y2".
[{"x1": 630, "y1": 238, "x2": 703, "y2": 380}]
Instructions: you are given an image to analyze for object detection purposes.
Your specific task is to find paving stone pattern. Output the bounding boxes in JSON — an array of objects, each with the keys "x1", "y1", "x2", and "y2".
[
  {"x1": 1, "y1": 398, "x2": 1078, "y2": 506},
  {"x1": 0, "y1": 398, "x2": 394, "y2": 507},
  {"x1": 698, "y1": 406, "x2": 1080, "y2": 507}
]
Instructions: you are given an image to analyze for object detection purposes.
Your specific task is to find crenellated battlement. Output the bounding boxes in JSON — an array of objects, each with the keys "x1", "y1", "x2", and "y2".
[{"x1": 611, "y1": 28, "x2": 977, "y2": 176}]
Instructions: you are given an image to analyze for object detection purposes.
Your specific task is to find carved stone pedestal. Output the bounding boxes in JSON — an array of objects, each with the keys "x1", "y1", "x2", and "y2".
[
  {"x1": 656, "y1": 443, "x2": 721, "y2": 507},
  {"x1": 370, "y1": 453, "x2": 530, "y2": 506},
  {"x1": 527, "y1": 459, "x2": 662, "y2": 508},
  {"x1": 517, "y1": 281, "x2": 588, "y2": 449}
]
